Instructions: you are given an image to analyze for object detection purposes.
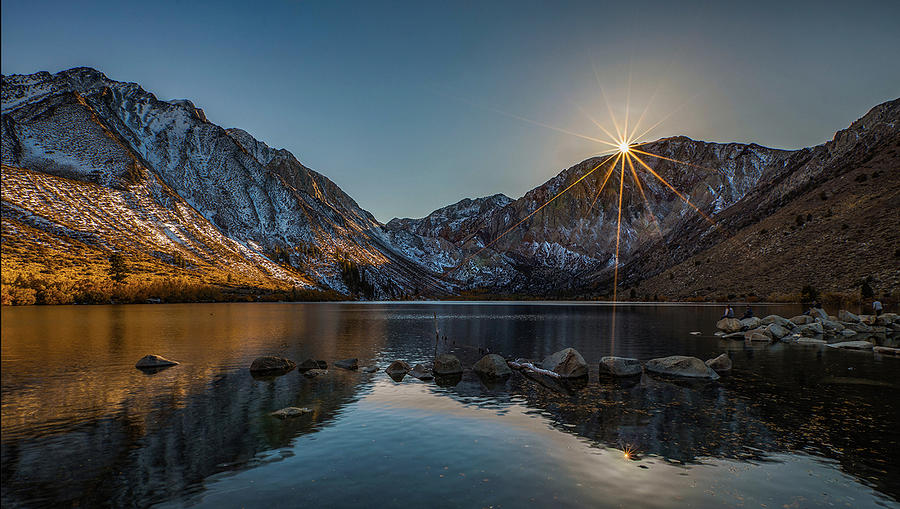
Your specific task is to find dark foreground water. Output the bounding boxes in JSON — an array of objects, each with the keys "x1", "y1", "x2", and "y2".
[{"x1": 1, "y1": 302, "x2": 898, "y2": 508}]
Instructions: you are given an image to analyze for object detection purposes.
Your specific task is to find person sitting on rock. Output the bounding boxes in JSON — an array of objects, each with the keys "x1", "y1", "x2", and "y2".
[
  {"x1": 742, "y1": 306, "x2": 754, "y2": 319},
  {"x1": 722, "y1": 306, "x2": 735, "y2": 319},
  {"x1": 873, "y1": 300, "x2": 884, "y2": 317}
]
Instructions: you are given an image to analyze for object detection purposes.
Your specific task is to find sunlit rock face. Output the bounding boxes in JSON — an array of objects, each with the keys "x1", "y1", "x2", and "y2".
[{"x1": 1, "y1": 67, "x2": 450, "y2": 298}]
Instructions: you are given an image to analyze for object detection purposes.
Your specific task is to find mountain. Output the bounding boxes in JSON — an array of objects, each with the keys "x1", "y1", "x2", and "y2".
[
  {"x1": 1, "y1": 67, "x2": 449, "y2": 300},
  {"x1": 389, "y1": 99, "x2": 899, "y2": 299}
]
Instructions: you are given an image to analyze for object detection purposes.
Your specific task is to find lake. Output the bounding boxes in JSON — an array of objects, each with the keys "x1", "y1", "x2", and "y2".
[{"x1": 1, "y1": 302, "x2": 898, "y2": 508}]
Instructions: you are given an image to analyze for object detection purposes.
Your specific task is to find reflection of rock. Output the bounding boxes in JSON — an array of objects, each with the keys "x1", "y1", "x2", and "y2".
[
  {"x1": 598, "y1": 356, "x2": 642, "y2": 377},
  {"x1": 705, "y1": 353, "x2": 732, "y2": 372},
  {"x1": 270, "y1": 407, "x2": 313, "y2": 419},
  {"x1": 385, "y1": 360, "x2": 411, "y2": 379},
  {"x1": 434, "y1": 373, "x2": 462, "y2": 387},
  {"x1": 645, "y1": 356, "x2": 720, "y2": 380},
  {"x1": 135, "y1": 354, "x2": 179, "y2": 370},
  {"x1": 409, "y1": 364, "x2": 434, "y2": 380},
  {"x1": 249, "y1": 356, "x2": 296, "y2": 375},
  {"x1": 541, "y1": 348, "x2": 588, "y2": 378},
  {"x1": 716, "y1": 318, "x2": 742, "y2": 333},
  {"x1": 826, "y1": 341, "x2": 873, "y2": 350},
  {"x1": 334, "y1": 358, "x2": 358, "y2": 370},
  {"x1": 433, "y1": 354, "x2": 463, "y2": 376},
  {"x1": 302, "y1": 369, "x2": 328, "y2": 378},
  {"x1": 473, "y1": 354, "x2": 512, "y2": 379},
  {"x1": 298, "y1": 359, "x2": 327, "y2": 371}
]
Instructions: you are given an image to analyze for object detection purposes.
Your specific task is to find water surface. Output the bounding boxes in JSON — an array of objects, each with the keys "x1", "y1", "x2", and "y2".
[{"x1": 2, "y1": 302, "x2": 898, "y2": 507}]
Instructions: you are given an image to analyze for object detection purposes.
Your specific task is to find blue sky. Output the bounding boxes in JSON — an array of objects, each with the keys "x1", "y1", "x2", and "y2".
[{"x1": 3, "y1": 0, "x2": 898, "y2": 220}]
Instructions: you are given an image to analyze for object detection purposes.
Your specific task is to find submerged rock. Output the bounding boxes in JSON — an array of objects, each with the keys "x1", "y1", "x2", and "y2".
[
  {"x1": 302, "y1": 368, "x2": 328, "y2": 378},
  {"x1": 541, "y1": 348, "x2": 588, "y2": 378},
  {"x1": 473, "y1": 354, "x2": 512, "y2": 379},
  {"x1": 645, "y1": 355, "x2": 720, "y2": 380},
  {"x1": 705, "y1": 353, "x2": 732, "y2": 372},
  {"x1": 135, "y1": 354, "x2": 179, "y2": 369},
  {"x1": 598, "y1": 356, "x2": 642, "y2": 377},
  {"x1": 716, "y1": 318, "x2": 743, "y2": 333},
  {"x1": 334, "y1": 358, "x2": 359, "y2": 370},
  {"x1": 362, "y1": 366, "x2": 378, "y2": 373},
  {"x1": 249, "y1": 356, "x2": 296, "y2": 374},
  {"x1": 409, "y1": 363, "x2": 434, "y2": 380},
  {"x1": 385, "y1": 360, "x2": 412, "y2": 378},
  {"x1": 298, "y1": 359, "x2": 327, "y2": 371},
  {"x1": 433, "y1": 354, "x2": 463, "y2": 375},
  {"x1": 270, "y1": 407, "x2": 313, "y2": 419},
  {"x1": 826, "y1": 340, "x2": 873, "y2": 350}
]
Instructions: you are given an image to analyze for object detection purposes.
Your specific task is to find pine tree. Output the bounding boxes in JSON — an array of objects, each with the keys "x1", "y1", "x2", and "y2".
[{"x1": 108, "y1": 252, "x2": 129, "y2": 284}]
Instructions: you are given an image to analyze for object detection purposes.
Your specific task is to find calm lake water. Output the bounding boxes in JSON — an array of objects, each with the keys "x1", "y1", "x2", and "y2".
[{"x1": 1, "y1": 302, "x2": 898, "y2": 508}]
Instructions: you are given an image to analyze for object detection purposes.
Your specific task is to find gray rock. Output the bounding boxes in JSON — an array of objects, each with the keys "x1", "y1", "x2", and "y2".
[
  {"x1": 249, "y1": 356, "x2": 296, "y2": 374},
  {"x1": 845, "y1": 322, "x2": 874, "y2": 333},
  {"x1": 819, "y1": 319, "x2": 843, "y2": 332},
  {"x1": 302, "y1": 368, "x2": 328, "y2": 378},
  {"x1": 645, "y1": 355, "x2": 720, "y2": 380},
  {"x1": 135, "y1": 354, "x2": 179, "y2": 369},
  {"x1": 796, "y1": 337, "x2": 827, "y2": 345},
  {"x1": 766, "y1": 323, "x2": 790, "y2": 339},
  {"x1": 826, "y1": 341, "x2": 873, "y2": 350},
  {"x1": 385, "y1": 360, "x2": 412, "y2": 377},
  {"x1": 409, "y1": 363, "x2": 434, "y2": 380},
  {"x1": 473, "y1": 354, "x2": 512, "y2": 378},
  {"x1": 799, "y1": 322, "x2": 824, "y2": 337},
  {"x1": 362, "y1": 366, "x2": 378, "y2": 373},
  {"x1": 760, "y1": 315, "x2": 793, "y2": 328},
  {"x1": 809, "y1": 308, "x2": 830, "y2": 321},
  {"x1": 270, "y1": 407, "x2": 313, "y2": 419},
  {"x1": 705, "y1": 353, "x2": 732, "y2": 372},
  {"x1": 598, "y1": 356, "x2": 643, "y2": 377},
  {"x1": 541, "y1": 348, "x2": 588, "y2": 378},
  {"x1": 874, "y1": 346, "x2": 900, "y2": 356},
  {"x1": 433, "y1": 354, "x2": 463, "y2": 375},
  {"x1": 723, "y1": 331, "x2": 745, "y2": 339},
  {"x1": 740, "y1": 317, "x2": 761, "y2": 330},
  {"x1": 744, "y1": 327, "x2": 772, "y2": 341},
  {"x1": 838, "y1": 310, "x2": 860, "y2": 323},
  {"x1": 790, "y1": 315, "x2": 815, "y2": 325},
  {"x1": 334, "y1": 358, "x2": 358, "y2": 370},
  {"x1": 716, "y1": 318, "x2": 743, "y2": 333},
  {"x1": 840, "y1": 329, "x2": 858, "y2": 337}
]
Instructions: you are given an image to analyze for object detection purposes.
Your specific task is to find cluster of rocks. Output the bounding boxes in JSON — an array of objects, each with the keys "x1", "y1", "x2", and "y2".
[{"x1": 715, "y1": 309, "x2": 899, "y2": 355}]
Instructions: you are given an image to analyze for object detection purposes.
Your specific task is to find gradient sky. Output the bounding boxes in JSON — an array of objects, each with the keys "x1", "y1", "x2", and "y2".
[{"x1": 3, "y1": 1, "x2": 898, "y2": 221}]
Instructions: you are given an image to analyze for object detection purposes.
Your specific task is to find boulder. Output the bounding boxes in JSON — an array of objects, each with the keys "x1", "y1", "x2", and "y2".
[
  {"x1": 796, "y1": 337, "x2": 827, "y2": 345},
  {"x1": 859, "y1": 314, "x2": 877, "y2": 325},
  {"x1": 705, "y1": 353, "x2": 732, "y2": 372},
  {"x1": 433, "y1": 354, "x2": 463, "y2": 375},
  {"x1": 826, "y1": 341, "x2": 873, "y2": 351},
  {"x1": 473, "y1": 354, "x2": 512, "y2": 379},
  {"x1": 409, "y1": 363, "x2": 434, "y2": 380},
  {"x1": 716, "y1": 318, "x2": 743, "y2": 333},
  {"x1": 249, "y1": 356, "x2": 296, "y2": 374},
  {"x1": 809, "y1": 308, "x2": 830, "y2": 321},
  {"x1": 746, "y1": 331, "x2": 772, "y2": 342},
  {"x1": 799, "y1": 322, "x2": 824, "y2": 337},
  {"x1": 334, "y1": 358, "x2": 359, "y2": 370},
  {"x1": 270, "y1": 407, "x2": 313, "y2": 419},
  {"x1": 723, "y1": 331, "x2": 745, "y2": 339},
  {"x1": 845, "y1": 322, "x2": 874, "y2": 333},
  {"x1": 302, "y1": 368, "x2": 328, "y2": 378},
  {"x1": 838, "y1": 310, "x2": 860, "y2": 323},
  {"x1": 875, "y1": 314, "x2": 897, "y2": 326},
  {"x1": 790, "y1": 315, "x2": 815, "y2": 325},
  {"x1": 385, "y1": 360, "x2": 412, "y2": 377},
  {"x1": 598, "y1": 356, "x2": 643, "y2": 377},
  {"x1": 135, "y1": 354, "x2": 179, "y2": 369},
  {"x1": 766, "y1": 323, "x2": 790, "y2": 340},
  {"x1": 298, "y1": 359, "x2": 328, "y2": 370},
  {"x1": 740, "y1": 317, "x2": 761, "y2": 330},
  {"x1": 760, "y1": 315, "x2": 793, "y2": 328},
  {"x1": 840, "y1": 329, "x2": 858, "y2": 337},
  {"x1": 541, "y1": 348, "x2": 588, "y2": 378},
  {"x1": 874, "y1": 346, "x2": 900, "y2": 356},
  {"x1": 645, "y1": 355, "x2": 720, "y2": 380},
  {"x1": 819, "y1": 319, "x2": 843, "y2": 332}
]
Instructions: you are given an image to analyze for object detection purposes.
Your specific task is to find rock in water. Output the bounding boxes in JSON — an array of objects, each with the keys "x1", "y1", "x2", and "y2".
[
  {"x1": 385, "y1": 360, "x2": 412, "y2": 378},
  {"x1": 135, "y1": 354, "x2": 179, "y2": 369},
  {"x1": 766, "y1": 323, "x2": 790, "y2": 339},
  {"x1": 840, "y1": 329, "x2": 858, "y2": 337},
  {"x1": 409, "y1": 364, "x2": 434, "y2": 380},
  {"x1": 541, "y1": 348, "x2": 588, "y2": 378},
  {"x1": 302, "y1": 369, "x2": 328, "y2": 378},
  {"x1": 790, "y1": 315, "x2": 815, "y2": 325},
  {"x1": 796, "y1": 337, "x2": 827, "y2": 345},
  {"x1": 838, "y1": 310, "x2": 861, "y2": 323},
  {"x1": 598, "y1": 356, "x2": 642, "y2": 377},
  {"x1": 473, "y1": 354, "x2": 512, "y2": 379},
  {"x1": 433, "y1": 354, "x2": 463, "y2": 375},
  {"x1": 362, "y1": 366, "x2": 378, "y2": 373},
  {"x1": 298, "y1": 359, "x2": 328, "y2": 371},
  {"x1": 874, "y1": 346, "x2": 900, "y2": 356},
  {"x1": 740, "y1": 317, "x2": 761, "y2": 330},
  {"x1": 826, "y1": 341, "x2": 873, "y2": 350},
  {"x1": 705, "y1": 353, "x2": 732, "y2": 372},
  {"x1": 744, "y1": 328, "x2": 772, "y2": 342},
  {"x1": 716, "y1": 318, "x2": 743, "y2": 333},
  {"x1": 799, "y1": 322, "x2": 824, "y2": 336},
  {"x1": 249, "y1": 356, "x2": 296, "y2": 374},
  {"x1": 270, "y1": 407, "x2": 313, "y2": 419},
  {"x1": 809, "y1": 308, "x2": 830, "y2": 321},
  {"x1": 645, "y1": 356, "x2": 720, "y2": 380},
  {"x1": 760, "y1": 315, "x2": 793, "y2": 328},
  {"x1": 334, "y1": 358, "x2": 358, "y2": 370}
]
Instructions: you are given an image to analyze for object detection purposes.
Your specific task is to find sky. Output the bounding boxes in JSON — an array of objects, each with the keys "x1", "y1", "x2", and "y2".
[{"x1": 2, "y1": 1, "x2": 899, "y2": 221}]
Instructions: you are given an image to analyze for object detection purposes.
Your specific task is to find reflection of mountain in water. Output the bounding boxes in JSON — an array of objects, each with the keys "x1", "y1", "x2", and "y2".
[{"x1": 0, "y1": 369, "x2": 376, "y2": 508}]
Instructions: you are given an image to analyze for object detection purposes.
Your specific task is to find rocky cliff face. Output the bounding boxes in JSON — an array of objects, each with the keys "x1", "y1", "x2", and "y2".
[{"x1": 1, "y1": 67, "x2": 449, "y2": 298}]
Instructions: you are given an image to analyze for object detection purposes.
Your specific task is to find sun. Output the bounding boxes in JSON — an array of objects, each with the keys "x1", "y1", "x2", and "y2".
[{"x1": 618, "y1": 141, "x2": 630, "y2": 154}]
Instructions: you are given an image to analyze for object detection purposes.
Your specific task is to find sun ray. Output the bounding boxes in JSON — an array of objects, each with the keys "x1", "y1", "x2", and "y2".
[
  {"x1": 629, "y1": 152, "x2": 720, "y2": 229},
  {"x1": 630, "y1": 148, "x2": 725, "y2": 176},
  {"x1": 573, "y1": 102, "x2": 620, "y2": 144},
  {"x1": 592, "y1": 61, "x2": 624, "y2": 141},
  {"x1": 630, "y1": 93, "x2": 699, "y2": 142},
  {"x1": 590, "y1": 153, "x2": 621, "y2": 210}
]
